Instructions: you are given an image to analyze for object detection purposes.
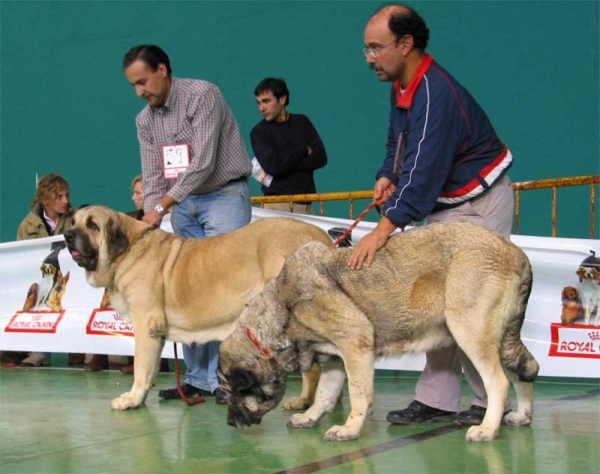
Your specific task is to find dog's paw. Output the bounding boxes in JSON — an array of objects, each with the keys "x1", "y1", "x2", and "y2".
[
  {"x1": 288, "y1": 413, "x2": 318, "y2": 429},
  {"x1": 465, "y1": 424, "x2": 499, "y2": 442},
  {"x1": 503, "y1": 410, "x2": 532, "y2": 426},
  {"x1": 111, "y1": 392, "x2": 142, "y2": 411},
  {"x1": 282, "y1": 396, "x2": 310, "y2": 411},
  {"x1": 324, "y1": 425, "x2": 359, "y2": 441}
]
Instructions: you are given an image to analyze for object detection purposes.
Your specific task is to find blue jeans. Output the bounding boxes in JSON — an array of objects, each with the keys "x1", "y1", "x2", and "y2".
[{"x1": 170, "y1": 180, "x2": 251, "y2": 392}]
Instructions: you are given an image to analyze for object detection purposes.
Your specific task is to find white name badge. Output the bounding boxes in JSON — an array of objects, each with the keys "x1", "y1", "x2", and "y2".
[{"x1": 162, "y1": 144, "x2": 190, "y2": 179}]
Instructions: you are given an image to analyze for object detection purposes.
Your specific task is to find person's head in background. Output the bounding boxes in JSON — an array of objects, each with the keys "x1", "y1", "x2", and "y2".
[
  {"x1": 254, "y1": 77, "x2": 290, "y2": 123},
  {"x1": 131, "y1": 175, "x2": 143, "y2": 210},
  {"x1": 33, "y1": 174, "x2": 70, "y2": 222}
]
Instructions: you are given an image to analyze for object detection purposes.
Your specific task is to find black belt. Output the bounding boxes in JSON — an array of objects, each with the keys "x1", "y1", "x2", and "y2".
[
  {"x1": 190, "y1": 176, "x2": 248, "y2": 195},
  {"x1": 226, "y1": 176, "x2": 248, "y2": 185}
]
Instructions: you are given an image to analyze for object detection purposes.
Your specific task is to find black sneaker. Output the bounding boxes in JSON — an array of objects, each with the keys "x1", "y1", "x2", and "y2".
[
  {"x1": 387, "y1": 400, "x2": 456, "y2": 424},
  {"x1": 456, "y1": 405, "x2": 486, "y2": 425},
  {"x1": 214, "y1": 387, "x2": 228, "y2": 405},
  {"x1": 456, "y1": 405, "x2": 511, "y2": 425},
  {"x1": 158, "y1": 383, "x2": 208, "y2": 400}
]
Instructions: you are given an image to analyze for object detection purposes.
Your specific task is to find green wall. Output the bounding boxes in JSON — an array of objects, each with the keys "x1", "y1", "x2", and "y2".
[{"x1": 1, "y1": 1, "x2": 598, "y2": 242}]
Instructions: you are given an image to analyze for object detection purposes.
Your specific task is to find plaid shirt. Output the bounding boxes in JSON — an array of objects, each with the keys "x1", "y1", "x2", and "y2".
[{"x1": 135, "y1": 78, "x2": 251, "y2": 212}]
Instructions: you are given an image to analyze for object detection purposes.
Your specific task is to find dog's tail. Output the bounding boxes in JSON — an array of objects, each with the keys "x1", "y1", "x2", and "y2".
[{"x1": 500, "y1": 260, "x2": 539, "y2": 382}]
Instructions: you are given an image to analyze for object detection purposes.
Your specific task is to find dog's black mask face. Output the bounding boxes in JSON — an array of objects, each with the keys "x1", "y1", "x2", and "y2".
[
  {"x1": 64, "y1": 213, "x2": 129, "y2": 272},
  {"x1": 218, "y1": 364, "x2": 288, "y2": 430},
  {"x1": 64, "y1": 227, "x2": 98, "y2": 271}
]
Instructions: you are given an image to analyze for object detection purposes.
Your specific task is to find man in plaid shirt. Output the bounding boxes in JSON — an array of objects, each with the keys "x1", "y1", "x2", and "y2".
[{"x1": 123, "y1": 45, "x2": 252, "y2": 404}]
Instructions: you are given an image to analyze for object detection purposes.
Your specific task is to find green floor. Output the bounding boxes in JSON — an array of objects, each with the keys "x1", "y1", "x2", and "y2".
[{"x1": 0, "y1": 363, "x2": 598, "y2": 474}]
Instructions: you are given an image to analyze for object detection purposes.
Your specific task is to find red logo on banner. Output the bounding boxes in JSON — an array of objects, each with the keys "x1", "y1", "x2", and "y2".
[
  {"x1": 86, "y1": 308, "x2": 134, "y2": 337},
  {"x1": 549, "y1": 323, "x2": 600, "y2": 359},
  {"x1": 4, "y1": 310, "x2": 65, "y2": 333}
]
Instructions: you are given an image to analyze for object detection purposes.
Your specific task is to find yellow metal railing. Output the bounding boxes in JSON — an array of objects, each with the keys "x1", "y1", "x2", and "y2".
[
  {"x1": 251, "y1": 175, "x2": 599, "y2": 239},
  {"x1": 512, "y1": 175, "x2": 598, "y2": 238}
]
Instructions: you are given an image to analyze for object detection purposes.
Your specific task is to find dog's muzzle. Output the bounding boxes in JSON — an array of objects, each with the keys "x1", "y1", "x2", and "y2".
[
  {"x1": 64, "y1": 229, "x2": 98, "y2": 271},
  {"x1": 227, "y1": 404, "x2": 263, "y2": 429}
]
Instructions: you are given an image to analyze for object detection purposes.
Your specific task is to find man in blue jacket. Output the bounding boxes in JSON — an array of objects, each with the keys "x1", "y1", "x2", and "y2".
[{"x1": 349, "y1": 5, "x2": 514, "y2": 426}]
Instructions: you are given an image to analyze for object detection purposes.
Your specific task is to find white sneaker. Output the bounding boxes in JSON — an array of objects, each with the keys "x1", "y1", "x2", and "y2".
[{"x1": 20, "y1": 352, "x2": 51, "y2": 367}]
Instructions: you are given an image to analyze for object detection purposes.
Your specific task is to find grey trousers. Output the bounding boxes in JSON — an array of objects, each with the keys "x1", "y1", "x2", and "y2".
[{"x1": 416, "y1": 174, "x2": 514, "y2": 412}]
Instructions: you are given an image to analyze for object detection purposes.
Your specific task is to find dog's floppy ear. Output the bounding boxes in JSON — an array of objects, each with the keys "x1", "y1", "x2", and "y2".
[
  {"x1": 106, "y1": 217, "x2": 129, "y2": 258},
  {"x1": 230, "y1": 368, "x2": 255, "y2": 393},
  {"x1": 272, "y1": 337, "x2": 300, "y2": 372}
]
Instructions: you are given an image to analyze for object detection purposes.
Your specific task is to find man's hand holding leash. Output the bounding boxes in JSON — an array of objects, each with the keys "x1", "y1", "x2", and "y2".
[{"x1": 348, "y1": 179, "x2": 398, "y2": 271}]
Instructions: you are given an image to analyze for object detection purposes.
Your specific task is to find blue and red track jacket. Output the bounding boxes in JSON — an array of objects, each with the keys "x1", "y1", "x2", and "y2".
[{"x1": 377, "y1": 54, "x2": 512, "y2": 228}]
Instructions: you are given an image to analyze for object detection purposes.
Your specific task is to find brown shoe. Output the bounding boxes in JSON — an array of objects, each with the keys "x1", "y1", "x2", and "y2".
[
  {"x1": 1, "y1": 351, "x2": 27, "y2": 368},
  {"x1": 120, "y1": 364, "x2": 134, "y2": 374},
  {"x1": 68, "y1": 353, "x2": 86, "y2": 365},
  {"x1": 85, "y1": 354, "x2": 109, "y2": 372}
]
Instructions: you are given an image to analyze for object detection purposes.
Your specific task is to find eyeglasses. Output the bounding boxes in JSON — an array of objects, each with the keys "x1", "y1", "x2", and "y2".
[{"x1": 362, "y1": 39, "x2": 398, "y2": 58}]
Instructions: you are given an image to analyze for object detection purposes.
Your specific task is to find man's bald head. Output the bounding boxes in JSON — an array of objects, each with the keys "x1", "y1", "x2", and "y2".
[{"x1": 369, "y1": 4, "x2": 430, "y2": 51}]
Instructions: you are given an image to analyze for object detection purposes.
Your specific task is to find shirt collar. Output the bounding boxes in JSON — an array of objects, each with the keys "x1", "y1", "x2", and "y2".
[
  {"x1": 42, "y1": 209, "x2": 58, "y2": 233},
  {"x1": 160, "y1": 77, "x2": 178, "y2": 111},
  {"x1": 393, "y1": 53, "x2": 433, "y2": 109}
]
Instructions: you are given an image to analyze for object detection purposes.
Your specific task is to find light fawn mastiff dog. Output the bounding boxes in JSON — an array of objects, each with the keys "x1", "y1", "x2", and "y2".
[
  {"x1": 218, "y1": 222, "x2": 540, "y2": 442},
  {"x1": 63, "y1": 205, "x2": 332, "y2": 410}
]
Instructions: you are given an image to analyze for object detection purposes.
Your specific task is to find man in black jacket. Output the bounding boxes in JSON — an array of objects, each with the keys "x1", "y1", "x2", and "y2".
[{"x1": 250, "y1": 78, "x2": 327, "y2": 214}]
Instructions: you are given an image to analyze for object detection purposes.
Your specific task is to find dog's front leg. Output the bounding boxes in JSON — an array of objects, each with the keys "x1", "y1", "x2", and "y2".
[
  {"x1": 111, "y1": 319, "x2": 165, "y2": 410},
  {"x1": 283, "y1": 362, "x2": 320, "y2": 410},
  {"x1": 323, "y1": 351, "x2": 374, "y2": 441},
  {"x1": 288, "y1": 357, "x2": 345, "y2": 429},
  {"x1": 582, "y1": 300, "x2": 591, "y2": 326}
]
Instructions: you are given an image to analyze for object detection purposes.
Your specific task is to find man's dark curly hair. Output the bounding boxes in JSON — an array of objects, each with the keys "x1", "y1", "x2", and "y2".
[
  {"x1": 254, "y1": 78, "x2": 290, "y2": 106},
  {"x1": 374, "y1": 4, "x2": 430, "y2": 51}
]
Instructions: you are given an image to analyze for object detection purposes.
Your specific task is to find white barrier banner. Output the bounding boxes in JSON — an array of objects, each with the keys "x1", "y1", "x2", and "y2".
[{"x1": 1, "y1": 209, "x2": 598, "y2": 377}]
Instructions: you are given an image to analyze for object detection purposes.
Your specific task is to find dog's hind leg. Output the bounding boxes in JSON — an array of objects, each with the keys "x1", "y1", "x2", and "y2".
[
  {"x1": 500, "y1": 311, "x2": 539, "y2": 426},
  {"x1": 503, "y1": 374, "x2": 535, "y2": 427},
  {"x1": 498, "y1": 269, "x2": 539, "y2": 427},
  {"x1": 288, "y1": 357, "x2": 345, "y2": 429},
  {"x1": 446, "y1": 307, "x2": 509, "y2": 442}
]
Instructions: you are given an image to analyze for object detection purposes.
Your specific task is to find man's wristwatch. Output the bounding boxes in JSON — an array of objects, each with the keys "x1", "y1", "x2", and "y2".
[{"x1": 154, "y1": 203, "x2": 167, "y2": 216}]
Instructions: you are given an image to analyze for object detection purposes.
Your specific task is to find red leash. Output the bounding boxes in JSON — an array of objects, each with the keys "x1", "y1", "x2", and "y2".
[
  {"x1": 173, "y1": 343, "x2": 205, "y2": 406},
  {"x1": 333, "y1": 201, "x2": 378, "y2": 247}
]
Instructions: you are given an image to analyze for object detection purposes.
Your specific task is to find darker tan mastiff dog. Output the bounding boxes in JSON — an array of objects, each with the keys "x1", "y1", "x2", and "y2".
[
  {"x1": 218, "y1": 222, "x2": 540, "y2": 442},
  {"x1": 63, "y1": 205, "x2": 332, "y2": 411}
]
